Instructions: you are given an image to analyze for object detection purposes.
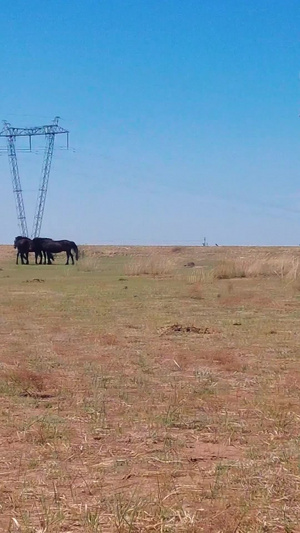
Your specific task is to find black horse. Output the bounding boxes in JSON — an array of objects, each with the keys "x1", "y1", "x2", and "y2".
[
  {"x1": 14, "y1": 236, "x2": 54, "y2": 265},
  {"x1": 14, "y1": 236, "x2": 30, "y2": 264},
  {"x1": 31, "y1": 238, "x2": 55, "y2": 264},
  {"x1": 33, "y1": 238, "x2": 79, "y2": 265}
]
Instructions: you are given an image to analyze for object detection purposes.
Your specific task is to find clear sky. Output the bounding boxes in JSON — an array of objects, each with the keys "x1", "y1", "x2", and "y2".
[{"x1": 0, "y1": 0, "x2": 300, "y2": 245}]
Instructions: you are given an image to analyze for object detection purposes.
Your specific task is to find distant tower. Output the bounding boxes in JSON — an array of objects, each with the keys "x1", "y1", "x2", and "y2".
[{"x1": 0, "y1": 117, "x2": 69, "y2": 237}]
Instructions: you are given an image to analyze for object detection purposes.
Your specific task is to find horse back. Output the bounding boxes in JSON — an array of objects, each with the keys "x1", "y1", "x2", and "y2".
[{"x1": 43, "y1": 240, "x2": 64, "y2": 253}]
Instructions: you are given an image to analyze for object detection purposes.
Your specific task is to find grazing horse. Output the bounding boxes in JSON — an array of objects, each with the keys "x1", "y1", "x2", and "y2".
[{"x1": 33, "y1": 238, "x2": 79, "y2": 265}]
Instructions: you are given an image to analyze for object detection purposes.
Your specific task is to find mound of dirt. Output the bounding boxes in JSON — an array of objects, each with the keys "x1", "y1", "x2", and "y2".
[
  {"x1": 159, "y1": 323, "x2": 212, "y2": 335},
  {"x1": 25, "y1": 278, "x2": 45, "y2": 283}
]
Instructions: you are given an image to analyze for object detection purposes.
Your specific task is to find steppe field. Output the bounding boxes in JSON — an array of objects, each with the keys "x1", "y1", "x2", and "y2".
[{"x1": 2, "y1": 244, "x2": 300, "y2": 532}]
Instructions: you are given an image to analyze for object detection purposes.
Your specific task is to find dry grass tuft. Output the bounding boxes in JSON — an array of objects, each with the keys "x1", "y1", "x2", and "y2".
[
  {"x1": 5, "y1": 367, "x2": 47, "y2": 395},
  {"x1": 186, "y1": 267, "x2": 214, "y2": 284},
  {"x1": 213, "y1": 260, "x2": 246, "y2": 279},
  {"x1": 125, "y1": 256, "x2": 177, "y2": 276},
  {"x1": 213, "y1": 254, "x2": 300, "y2": 280}
]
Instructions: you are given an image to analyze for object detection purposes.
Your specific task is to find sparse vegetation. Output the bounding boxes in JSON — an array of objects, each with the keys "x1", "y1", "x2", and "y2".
[
  {"x1": 1, "y1": 244, "x2": 300, "y2": 531},
  {"x1": 124, "y1": 255, "x2": 177, "y2": 276},
  {"x1": 213, "y1": 253, "x2": 300, "y2": 280},
  {"x1": 213, "y1": 259, "x2": 247, "y2": 279}
]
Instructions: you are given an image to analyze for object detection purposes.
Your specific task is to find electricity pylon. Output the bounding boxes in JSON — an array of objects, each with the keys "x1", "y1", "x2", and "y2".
[{"x1": 0, "y1": 117, "x2": 69, "y2": 237}]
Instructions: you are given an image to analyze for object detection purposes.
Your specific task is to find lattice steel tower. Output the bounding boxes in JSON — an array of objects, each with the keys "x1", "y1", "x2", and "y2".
[{"x1": 0, "y1": 117, "x2": 69, "y2": 237}]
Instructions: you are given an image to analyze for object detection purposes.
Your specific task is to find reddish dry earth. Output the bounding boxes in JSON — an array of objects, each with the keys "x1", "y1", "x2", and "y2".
[{"x1": 1, "y1": 245, "x2": 300, "y2": 531}]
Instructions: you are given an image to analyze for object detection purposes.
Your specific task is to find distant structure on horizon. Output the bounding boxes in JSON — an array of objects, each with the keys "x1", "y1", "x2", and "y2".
[{"x1": 0, "y1": 117, "x2": 69, "y2": 238}]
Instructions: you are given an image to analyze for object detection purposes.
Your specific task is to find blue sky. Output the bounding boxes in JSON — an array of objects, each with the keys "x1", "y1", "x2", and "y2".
[{"x1": 0, "y1": 0, "x2": 300, "y2": 245}]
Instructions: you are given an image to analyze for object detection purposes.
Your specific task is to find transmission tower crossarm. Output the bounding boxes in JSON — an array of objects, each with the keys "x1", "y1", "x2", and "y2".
[{"x1": 0, "y1": 122, "x2": 68, "y2": 138}]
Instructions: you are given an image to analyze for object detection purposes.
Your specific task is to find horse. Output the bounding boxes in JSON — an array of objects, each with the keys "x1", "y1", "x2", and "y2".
[
  {"x1": 32, "y1": 238, "x2": 79, "y2": 265},
  {"x1": 14, "y1": 236, "x2": 54, "y2": 265},
  {"x1": 14, "y1": 236, "x2": 30, "y2": 265},
  {"x1": 31, "y1": 237, "x2": 55, "y2": 264}
]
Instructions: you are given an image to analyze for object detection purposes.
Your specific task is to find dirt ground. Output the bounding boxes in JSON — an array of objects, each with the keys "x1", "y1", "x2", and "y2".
[{"x1": 1, "y1": 244, "x2": 300, "y2": 532}]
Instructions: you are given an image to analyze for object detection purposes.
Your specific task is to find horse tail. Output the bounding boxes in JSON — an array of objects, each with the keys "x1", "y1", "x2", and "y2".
[{"x1": 71, "y1": 242, "x2": 79, "y2": 261}]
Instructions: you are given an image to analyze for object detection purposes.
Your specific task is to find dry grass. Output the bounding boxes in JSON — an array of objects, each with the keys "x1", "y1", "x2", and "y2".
[
  {"x1": 77, "y1": 257, "x2": 103, "y2": 272},
  {"x1": 1, "y1": 244, "x2": 300, "y2": 531},
  {"x1": 124, "y1": 255, "x2": 177, "y2": 276},
  {"x1": 189, "y1": 281, "x2": 204, "y2": 299},
  {"x1": 213, "y1": 253, "x2": 300, "y2": 280},
  {"x1": 4, "y1": 367, "x2": 48, "y2": 394},
  {"x1": 213, "y1": 259, "x2": 247, "y2": 279},
  {"x1": 186, "y1": 267, "x2": 214, "y2": 284}
]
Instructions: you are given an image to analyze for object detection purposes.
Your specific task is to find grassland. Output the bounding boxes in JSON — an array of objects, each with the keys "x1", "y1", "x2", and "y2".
[{"x1": 1, "y1": 244, "x2": 300, "y2": 532}]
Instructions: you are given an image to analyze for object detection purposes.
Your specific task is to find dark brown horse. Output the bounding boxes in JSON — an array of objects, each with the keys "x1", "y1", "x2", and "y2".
[{"x1": 32, "y1": 238, "x2": 79, "y2": 265}]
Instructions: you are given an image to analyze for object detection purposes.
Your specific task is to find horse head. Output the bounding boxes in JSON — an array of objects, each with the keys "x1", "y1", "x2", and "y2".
[
  {"x1": 14, "y1": 236, "x2": 23, "y2": 248},
  {"x1": 14, "y1": 236, "x2": 30, "y2": 249}
]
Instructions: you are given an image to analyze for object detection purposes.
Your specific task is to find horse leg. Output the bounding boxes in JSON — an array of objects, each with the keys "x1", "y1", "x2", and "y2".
[
  {"x1": 16, "y1": 252, "x2": 19, "y2": 265},
  {"x1": 35, "y1": 252, "x2": 41, "y2": 265},
  {"x1": 65, "y1": 251, "x2": 70, "y2": 265},
  {"x1": 26, "y1": 252, "x2": 29, "y2": 265},
  {"x1": 47, "y1": 252, "x2": 52, "y2": 265},
  {"x1": 70, "y1": 251, "x2": 74, "y2": 265}
]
